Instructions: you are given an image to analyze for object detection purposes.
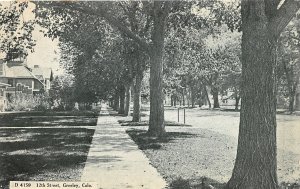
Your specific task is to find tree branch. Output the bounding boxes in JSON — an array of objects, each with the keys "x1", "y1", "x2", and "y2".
[
  {"x1": 202, "y1": 75, "x2": 211, "y2": 85},
  {"x1": 270, "y1": 0, "x2": 300, "y2": 37},
  {"x1": 162, "y1": 1, "x2": 173, "y2": 18},
  {"x1": 127, "y1": 2, "x2": 139, "y2": 32},
  {"x1": 275, "y1": 0, "x2": 283, "y2": 8},
  {"x1": 291, "y1": 36, "x2": 300, "y2": 41},
  {"x1": 264, "y1": 0, "x2": 278, "y2": 18},
  {"x1": 35, "y1": 2, "x2": 151, "y2": 52}
]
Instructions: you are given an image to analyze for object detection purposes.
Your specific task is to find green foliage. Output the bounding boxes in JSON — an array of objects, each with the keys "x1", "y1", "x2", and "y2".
[
  {"x1": 0, "y1": 1, "x2": 36, "y2": 60},
  {"x1": 50, "y1": 74, "x2": 75, "y2": 110},
  {"x1": 34, "y1": 1, "x2": 243, "y2": 105},
  {"x1": 277, "y1": 16, "x2": 300, "y2": 110},
  {"x1": 36, "y1": 2, "x2": 148, "y2": 102},
  {"x1": 164, "y1": 22, "x2": 241, "y2": 105}
]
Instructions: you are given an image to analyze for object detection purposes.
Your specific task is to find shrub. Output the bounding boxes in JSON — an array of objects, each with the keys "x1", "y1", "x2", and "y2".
[{"x1": 7, "y1": 93, "x2": 51, "y2": 111}]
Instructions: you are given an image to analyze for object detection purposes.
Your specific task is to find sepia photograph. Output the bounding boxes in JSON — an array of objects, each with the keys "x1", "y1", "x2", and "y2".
[{"x1": 0, "y1": 0, "x2": 300, "y2": 189}]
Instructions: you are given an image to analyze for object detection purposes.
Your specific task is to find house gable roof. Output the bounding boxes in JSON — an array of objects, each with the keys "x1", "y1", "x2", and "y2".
[
  {"x1": 4, "y1": 64, "x2": 36, "y2": 79},
  {"x1": 31, "y1": 67, "x2": 53, "y2": 81},
  {"x1": 1, "y1": 63, "x2": 44, "y2": 86}
]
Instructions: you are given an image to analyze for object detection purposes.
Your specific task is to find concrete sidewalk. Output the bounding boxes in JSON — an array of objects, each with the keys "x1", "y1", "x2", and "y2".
[{"x1": 81, "y1": 105, "x2": 167, "y2": 189}]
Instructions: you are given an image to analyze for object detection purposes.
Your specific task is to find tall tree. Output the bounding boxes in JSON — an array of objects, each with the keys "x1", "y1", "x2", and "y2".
[
  {"x1": 147, "y1": 1, "x2": 171, "y2": 136},
  {"x1": 225, "y1": 0, "x2": 300, "y2": 188},
  {"x1": 277, "y1": 17, "x2": 300, "y2": 112},
  {"x1": 0, "y1": 1, "x2": 35, "y2": 60},
  {"x1": 36, "y1": 1, "x2": 170, "y2": 135}
]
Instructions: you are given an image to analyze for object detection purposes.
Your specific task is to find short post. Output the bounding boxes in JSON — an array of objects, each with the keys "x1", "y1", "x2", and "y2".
[
  {"x1": 184, "y1": 108, "x2": 186, "y2": 124},
  {"x1": 178, "y1": 108, "x2": 180, "y2": 122}
]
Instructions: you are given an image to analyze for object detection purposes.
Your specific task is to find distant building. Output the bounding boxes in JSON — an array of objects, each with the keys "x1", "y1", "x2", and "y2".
[
  {"x1": 0, "y1": 59, "x2": 53, "y2": 111},
  {"x1": 31, "y1": 65, "x2": 53, "y2": 92},
  {"x1": 0, "y1": 60, "x2": 53, "y2": 94}
]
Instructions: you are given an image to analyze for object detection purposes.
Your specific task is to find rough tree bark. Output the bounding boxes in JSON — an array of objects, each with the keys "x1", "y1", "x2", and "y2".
[
  {"x1": 288, "y1": 93, "x2": 295, "y2": 112},
  {"x1": 118, "y1": 86, "x2": 125, "y2": 114},
  {"x1": 174, "y1": 95, "x2": 177, "y2": 107},
  {"x1": 190, "y1": 87, "x2": 196, "y2": 108},
  {"x1": 124, "y1": 84, "x2": 131, "y2": 116},
  {"x1": 295, "y1": 93, "x2": 300, "y2": 110},
  {"x1": 225, "y1": 0, "x2": 300, "y2": 188},
  {"x1": 148, "y1": 1, "x2": 170, "y2": 137},
  {"x1": 113, "y1": 89, "x2": 120, "y2": 111},
  {"x1": 233, "y1": 86, "x2": 240, "y2": 111},
  {"x1": 283, "y1": 60, "x2": 299, "y2": 112},
  {"x1": 211, "y1": 87, "x2": 220, "y2": 108},
  {"x1": 132, "y1": 71, "x2": 143, "y2": 122},
  {"x1": 234, "y1": 96, "x2": 240, "y2": 111},
  {"x1": 204, "y1": 86, "x2": 211, "y2": 108},
  {"x1": 182, "y1": 90, "x2": 185, "y2": 106}
]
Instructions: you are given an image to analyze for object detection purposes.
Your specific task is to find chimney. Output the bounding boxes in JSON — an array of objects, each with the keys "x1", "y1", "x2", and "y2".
[{"x1": 34, "y1": 65, "x2": 39, "y2": 68}]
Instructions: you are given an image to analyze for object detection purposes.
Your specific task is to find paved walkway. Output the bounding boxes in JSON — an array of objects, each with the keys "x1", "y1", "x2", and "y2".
[{"x1": 81, "y1": 105, "x2": 167, "y2": 189}]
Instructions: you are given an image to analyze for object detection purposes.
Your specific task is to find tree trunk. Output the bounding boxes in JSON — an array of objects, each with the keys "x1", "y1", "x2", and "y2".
[
  {"x1": 211, "y1": 87, "x2": 220, "y2": 108},
  {"x1": 174, "y1": 95, "x2": 177, "y2": 107},
  {"x1": 113, "y1": 90, "x2": 119, "y2": 111},
  {"x1": 132, "y1": 72, "x2": 143, "y2": 122},
  {"x1": 235, "y1": 96, "x2": 240, "y2": 111},
  {"x1": 283, "y1": 61, "x2": 298, "y2": 113},
  {"x1": 182, "y1": 91, "x2": 185, "y2": 106},
  {"x1": 124, "y1": 84, "x2": 131, "y2": 116},
  {"x1": 295, "y1": 93, "x2": 300, "y2": 111},
  {"x1": 187, "y1": 92, "x2": 190, "y2": 107},
  {"x1": 201, "y1": 90, "x2": 206, "y2": 106},
  {"x1": 148, "y1": 1, "x2": 169, "y2": 137},
  {"x1": 191, "y1": 87, "x2": 195, "y2": 108},
  {"x1": 118, "y1": 86, "x2": 125, "y2": 114},
  {"x1": 198, "y1": 99, "x2": 202, "y2": 107},
  {"x1": 226, "y1": 2, "x2": 280, "y2": 188},
  {"x1": 288, "y1": 91, "x2": 295, "y2": 113},
  {"x1": 203, "y1": 86, "x2": 211, "y2": 108}
]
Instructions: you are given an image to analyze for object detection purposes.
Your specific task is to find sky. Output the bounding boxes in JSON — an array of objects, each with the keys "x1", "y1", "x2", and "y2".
[
  {"x1": 0, "y1": 1, "x2": 63, "y2": 76},
  {"x1": 23, "y1": 2, "x2": 63, "y2": 76},
  {"x1": 26, "y1": 27, "x2": 63, "y2": 75}
]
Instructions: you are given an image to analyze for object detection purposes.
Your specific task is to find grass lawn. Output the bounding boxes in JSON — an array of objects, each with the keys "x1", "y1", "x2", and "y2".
[
  {"x1": 0, "y1": 111, "x2": 98, "y2": 189},
  {"x1": 126, "y1": 108, "x2": 300, "y2": 189},
  {"x1": 126, "y1": 129, "x2": 226, "y2": 189},
  {"x1": 0, "y1": 111, "x2": 99, "y2": 127},
  {"x1": 119, "y1": 120, "x2": 192, "y2": 127}
]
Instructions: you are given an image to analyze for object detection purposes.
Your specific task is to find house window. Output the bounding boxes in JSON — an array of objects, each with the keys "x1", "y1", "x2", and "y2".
[{"x1": 8, "y1": 79, "x2": 14, "y2": 87}]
